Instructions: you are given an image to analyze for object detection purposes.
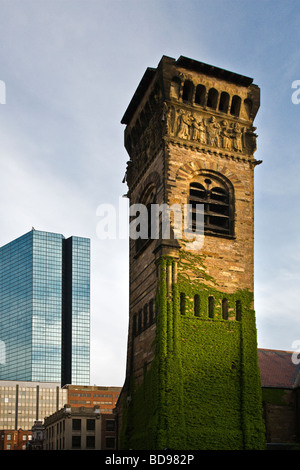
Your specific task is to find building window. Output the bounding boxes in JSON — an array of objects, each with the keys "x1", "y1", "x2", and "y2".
[
  {"x1": 195, "y1": 84, "x2": 206, "y2": 106},
  {"x1": 72, "y1": 436, "x2": 81, "y2": 449},
  {"x1": 106, "y1": 420, "x2": 115, "y2": 431},
  {"x1": 86, "y1": 419, "x2": 95, "y2": 431},
  {"x1": 170, "y1": 76, "x2": 181, "y2": 100},
  {"x1": 86, "y1": 435, "x2": 95, "y2": 449},
  {"x1": 230, "y1": 95, "x2": 241, "y2": 117},
  {"x1": 207, "y1": 88, "x2": 218, "y2": 109},
  {"x1": 72, "y1": 418, "x2": 81, "y2": 431},
  {"x1": 194, "y1": 294, "x2": 200, "y2": 317},
  {"x1": 180, "y1": 293, "x2": 186, "y2": 315},
  {"x1": 106, "y1": 437, "x2": 115, "y2": 449},
  {"x1": 189, "y1": 175, "x2": 234, "y2": 237},
  {"x1": 236, "y1": 300, "x2": 242, "y2": 321},
  {"x1": 182, "y1": 80, "x2": 194, "y2": 104},
  {"x1": 219, "y1": 92, "x2": 230, "y2": 113},
  {"x1": 222, "y1": 298, "x2": 229, "y2": 320},
  {"x1": 208, "y1": 296, "x2": 214, "y2": 318},
  {"x1": 244, "y1": 98, "x2": 253, "y2": 118}
]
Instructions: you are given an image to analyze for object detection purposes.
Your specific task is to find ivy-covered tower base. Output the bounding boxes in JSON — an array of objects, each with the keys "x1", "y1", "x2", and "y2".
[{"x1": 117, "y1": 56, "x2": 265, "y2": 450}]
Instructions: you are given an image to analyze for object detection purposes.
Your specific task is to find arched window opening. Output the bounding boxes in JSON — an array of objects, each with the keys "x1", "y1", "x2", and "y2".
[
  {"x1": 230, "y1": 95, "x2": 241, "y2": 117},
  {"x1": 180, "y1": 293, "x2": 186, "y2": 315},
  {"x1": 236, "y1": 300, "x2": 242, "y2": 321},
  {"x1": 195, "y1": 84, "x2": 206, "y2": 106},
  {"x1": 182, "y1": 80, "x2": 194, "y2": 104},
  {"x1": 244, "y1": 98, "x2": 253, "y2": 119},
  {"x1": 194, "y1": 294, "x2": 200, "y2": 317},
  {"x1": 219, "y1": 92, "x2": 230, "y2": 113},
  {"x1": 207, "y1": 88, "x2": 218, "y2": 109},
  {"x1": 222, "y1": 298, "x2": 229, "y2": 320},
  {"x1": 208, "y1": 296, "x2": 214, "y2": 318},
  {"x1": 189, "y1": 178, "x2": 232, "y2": 236},
  {"x1": 170, "y1": 76, "x2": 181, "y2": 100}
]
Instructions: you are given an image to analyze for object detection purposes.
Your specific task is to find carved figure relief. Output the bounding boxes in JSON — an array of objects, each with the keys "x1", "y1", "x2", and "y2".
[
  {"x1": 231, "y1": 122, "x2": 243, "y2": 152},
  {"x1": 206, "y1": 116, "x2": 221, "y2": 147},
  {"x1": 220, "y1": 120, "x2": 231, "y2": 150},
  {"x1": 176, "y1": 110, "x2": 191, "y2": 139},
  {"x1": 165, "y1": 105, "x2": 254, "y2": 154}
]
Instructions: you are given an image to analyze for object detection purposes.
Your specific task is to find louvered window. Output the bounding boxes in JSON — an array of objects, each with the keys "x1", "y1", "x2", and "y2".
[{"x1": 189, "y1": 178, "x2": 232, "y2": 236}]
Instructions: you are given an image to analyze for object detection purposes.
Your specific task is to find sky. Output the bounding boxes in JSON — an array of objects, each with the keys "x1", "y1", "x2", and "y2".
[{"x1": 0, "y1": 0, "x2": 300, "y2": 386}]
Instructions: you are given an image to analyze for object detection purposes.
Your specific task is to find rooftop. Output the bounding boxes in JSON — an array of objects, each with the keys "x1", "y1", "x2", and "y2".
[
  {"x1": 121, "y1": 55, "x2": 254, "y2": 125},
  {"x1": 258, "y1": 348, "x2": 300, "y2": 389}
]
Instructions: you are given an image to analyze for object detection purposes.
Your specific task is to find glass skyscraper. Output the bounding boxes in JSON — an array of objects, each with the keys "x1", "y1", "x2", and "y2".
[{"x1": 0, "y1": 230, "x2": 90, "y2": 386}]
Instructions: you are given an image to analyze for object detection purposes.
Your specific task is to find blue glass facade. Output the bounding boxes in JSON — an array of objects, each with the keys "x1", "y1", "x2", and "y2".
[{"x1": 0, "y1": 230, "x2": 90, "y2": 386}]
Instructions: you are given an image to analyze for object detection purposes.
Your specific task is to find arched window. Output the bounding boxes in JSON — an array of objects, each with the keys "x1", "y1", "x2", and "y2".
[
  {"x1": 219, "y1": 92, "x2": 230, "y2": 113},
  {"x1": 182, "y1": 80, "x2": 194, "y2": 104},
  {"x1": 194, "y1": 294, "x2": 200, "y2": 317},
  {"x1": 236, "y1": 300, "x2": 242, "y2": 321},
  {"x1": 180, "y1": 293, "x2": 186, "y2": 315},
  {"x1": 170, "y1": 76, "x2": 181, "y2": 100},
  {"x1": 207, "y1": 88, "x2": 218, "y2": 109},
  {"x1": 189, "y1": 175, "x2": 234, "y2": 236},
  {"x1": 208, "y1": 296, "x2": 214, "y2": 318},
  {"x1": 230, "y1": 95, "x2": 241, "y2": 117},
  {"x1": 222, "y1": 298, "x2": 229, "y2": 320},
  {"x1": 195, "y1": 84, "x2": 206, "y2": 106},
  {"x1": 244, "y1": 98, "x2": 253, "y2": 119}
]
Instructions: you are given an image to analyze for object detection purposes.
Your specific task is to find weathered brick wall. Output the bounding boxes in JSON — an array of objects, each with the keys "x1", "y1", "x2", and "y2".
[
  {"x1": 126, "y1": 151, "x2": 164, "y2": 386},
  {"x1": 166, "y1": 143, "x2": 255, "y2": 293}
]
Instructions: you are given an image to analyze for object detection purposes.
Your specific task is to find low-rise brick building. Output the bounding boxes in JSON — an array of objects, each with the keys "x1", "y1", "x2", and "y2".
[
  {"x1": 64, "y1": 385, "x2": 121, "y2": 413},
  {"x1": 0, "y1": 429, "x2": 32, "y2": 450},
  {"x1": 258, "y1": 348, "x2": 300, "y2": 448}
]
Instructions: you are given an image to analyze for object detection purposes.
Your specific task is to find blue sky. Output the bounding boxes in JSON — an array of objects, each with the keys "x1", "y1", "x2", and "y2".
[{"x1": 0, "y1": 0, "x2": 299, "y2": 385}]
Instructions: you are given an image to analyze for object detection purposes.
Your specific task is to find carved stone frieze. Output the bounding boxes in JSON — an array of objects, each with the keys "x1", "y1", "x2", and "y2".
[
  {"x1": 125, "y1": 100, "x2": 258, "y2": 189},
  {"x1": 164, "y1": 103, "x2": 257, "y2": 156}
]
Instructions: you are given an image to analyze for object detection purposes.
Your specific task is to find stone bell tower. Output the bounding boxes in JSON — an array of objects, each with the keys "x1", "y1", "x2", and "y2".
[{"x1": 117, "y1": 56, "x2": 265, "y2": 450}]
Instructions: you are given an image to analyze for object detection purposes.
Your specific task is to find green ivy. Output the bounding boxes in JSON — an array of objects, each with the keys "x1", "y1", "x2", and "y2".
[{"x1": 119, "y1": 252, "x2": 265, "y2": 450}]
